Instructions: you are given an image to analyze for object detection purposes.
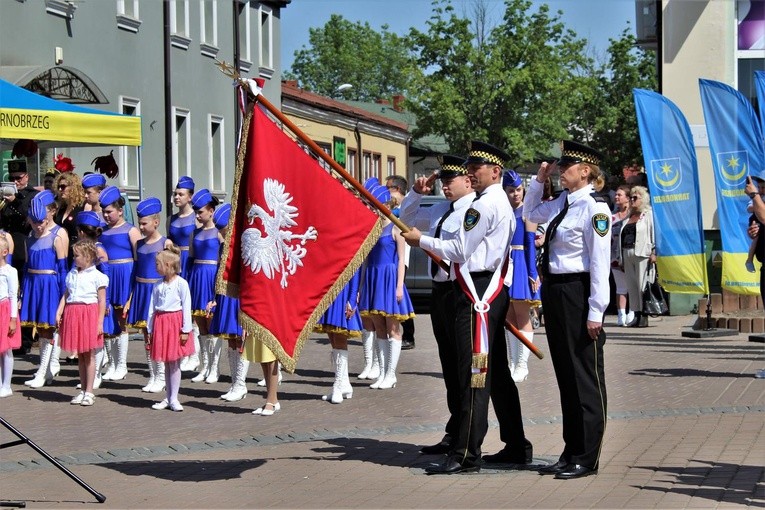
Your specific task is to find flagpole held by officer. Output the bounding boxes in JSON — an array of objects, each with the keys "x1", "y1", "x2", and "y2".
[
  {"x1": 523, "y1": 140, "x2": 611, "y2": 480},
  {"x1": 398, "y1": 155, "x2": 475, "y2": 456},
  {"x1": 402, "y1": 141, "x2": 532, "y2": 475}
]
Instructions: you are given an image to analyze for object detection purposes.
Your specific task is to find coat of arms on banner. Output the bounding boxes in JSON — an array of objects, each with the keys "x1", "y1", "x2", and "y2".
[{"x1": 242, "y1": 178, "x2": 318, "y2": 288}]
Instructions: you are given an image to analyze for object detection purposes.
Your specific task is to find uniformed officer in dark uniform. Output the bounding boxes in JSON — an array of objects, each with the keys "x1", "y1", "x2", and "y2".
[
  {"x1": 399, "y1": 155, "x2": 475, "y2": 455},
  {"x1": 403, "y1": 141, "x2": 532, "y2": 474},
  {"x1": 524, "y1": 140, "x2": 611, "y2": 479}
]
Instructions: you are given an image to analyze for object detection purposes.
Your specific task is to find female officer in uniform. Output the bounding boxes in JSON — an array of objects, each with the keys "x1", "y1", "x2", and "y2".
[{"x1": 524, "y1": 140, "x2": 611, "y2": 480}]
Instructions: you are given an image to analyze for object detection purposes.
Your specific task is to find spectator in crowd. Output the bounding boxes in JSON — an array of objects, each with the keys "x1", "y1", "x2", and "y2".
[
  {"x1": 620, "y1": 185, "x2": 655, "y2": 328},
  {"x1": 54, "y1": 172, "x2": 86, "y2": 262}
]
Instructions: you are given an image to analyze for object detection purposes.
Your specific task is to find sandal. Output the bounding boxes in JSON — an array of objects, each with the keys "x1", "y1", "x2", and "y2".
[
  {"x1": 80, "y1": 393, "x2": 95, "y2": 406},
  {"x1": 70, "y1": 392, "x2": 85, "y2": 405},
  {"x1": 258, "y1": 402, "x2": 281, "y2": 416}
]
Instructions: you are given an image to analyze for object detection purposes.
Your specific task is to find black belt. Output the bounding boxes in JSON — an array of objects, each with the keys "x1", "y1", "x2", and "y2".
[{"x1": 545, "y1": 272, "x2": 589, "y2": 283}]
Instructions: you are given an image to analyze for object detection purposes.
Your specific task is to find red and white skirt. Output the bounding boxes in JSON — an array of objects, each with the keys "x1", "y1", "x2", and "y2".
[
  {"x1": 150, "y1": 310, "x2": 196, "y2": 362},
  {"x1": 59, "y1": 303, "x2": 104, "y2": 353},
  {"x1": 0, "y1": 298, "x2": 21, "y2": 354}
]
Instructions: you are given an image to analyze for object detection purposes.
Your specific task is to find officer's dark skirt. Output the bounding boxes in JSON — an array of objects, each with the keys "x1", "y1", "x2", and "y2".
[
  {"x1": 542, "y1": 273, "x2": 607, "y2": 469},
  {"x1": 451, "y1": 273, "x2": 528, "y2": 467},
  {"x1": 430, "y1": 281, "x2": 460, "y2": 440}
]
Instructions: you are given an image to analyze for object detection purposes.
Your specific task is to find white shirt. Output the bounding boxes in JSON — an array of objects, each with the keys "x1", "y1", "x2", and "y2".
[
  {"x1": 65, "y1": 265, "x2": 109, "y2": 304},
  {"x1": 525, "y1": 179, "x2": 612, "y2": 322},
  {"x1": 0, "y1": 264, "x2": 19, "y2": 318},
  {"x1": 420, "y1": 183, "x2": 514, "y2": 274},
  {"x1": 399, "y1": 190, "x2": 476, "y2": 281},
  {"x1": 146, "y1": 276, "x2": 192, "y2": 334}
]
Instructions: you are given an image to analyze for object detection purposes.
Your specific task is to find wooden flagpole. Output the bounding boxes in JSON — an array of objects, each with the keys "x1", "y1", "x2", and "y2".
[{"x1": 242, "y1": 83, "x2": 543, "y2": 360}]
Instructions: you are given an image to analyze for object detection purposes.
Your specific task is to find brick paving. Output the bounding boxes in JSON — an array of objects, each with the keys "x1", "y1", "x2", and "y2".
[{"x1": 1, "y1": 313, "x2": 763, "y2": 508}]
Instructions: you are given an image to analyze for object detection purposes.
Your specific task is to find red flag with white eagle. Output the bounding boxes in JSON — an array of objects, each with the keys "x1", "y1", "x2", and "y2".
[{"x1": 218, "y1": 104, "x2": 381, "y2": 372}]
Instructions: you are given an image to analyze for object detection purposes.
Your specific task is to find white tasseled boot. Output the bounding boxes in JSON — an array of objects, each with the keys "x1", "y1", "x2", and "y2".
[
  {"x1": 101, "y1": 337, "x2": 117, "y2": 380},
  {"x1": 369, "y1": 337, "x2": 388, "y2": 389},
  {"x1": 322, "y1": 349, "x2": 352, "y2": 403},
  {"x1": 111, "y1": 332, "x2": 129, "y2": 380},
  {"x1": 357, "y1": 330, "x2": 376, "y2": 379},
  {"x1": 378, "y1": 339, "x2": 401, "y2": 389},
  {"x1": 49, "y1": 333, "x2": 61, "y2": 378},
  {"x1": 505, "y1": 329, "x2": 518, "y2": 376},
  {"x1": 224, "y1": 349, "x2": 249, "y2": 402},
  {"x1": 191, "y1": 335, "x2": 210, "y2": 382},
  {"x1": 92, "y1": 346, "x2": 104, "y2": 389},
  {"x1": 181, "y1": 323, "x2": 201, "y2": 371},
  {"x1": 512, "y1": 331, "x2": 533, "y2": 383},
  {"x1": 148, "y1": 359, "x2": 165, "y2": 393},
  {"x1": 205, "y1": 336, "x2": 222, "y2": 383},
  {"x1": 141, "y1": 349, "x2": 155, "y2": 392},
  {"x1": 220, "y1": 347, "x2": 237, "y2": 399},
  {"x1": 25, "y1": 338, "x2": 54, "y2": 388}
]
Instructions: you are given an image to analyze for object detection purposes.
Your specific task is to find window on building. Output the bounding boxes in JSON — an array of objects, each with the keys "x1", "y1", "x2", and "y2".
[
  {"x1": 372, "y1": 153, "x2": 382, "y2": 179},
  {"x1": 119, "y1": 97, "x2": 141, "y2": 189},
  {"x1": 170, "y1": 0, "x2": 191, "y2": 49},
  {"x1": 200, "y1": 0, "x2": 218, "y2": 57},
  {"x1": 116, "y1": 1, "x2": 141, "y2": 32},
  {"x1": 347, "y1": 149, "x2": 357, "y2": 179},
  {"x1": 258, "y1": 4, "x2": 273, "y2": 77},
  {"x1": 387, "y1": 156, "x2": 396, "y2": 175},
  {"x1": 208, "y1": 115, "x2": 225, "y2": 192},
  {"x1": 172, "y1": 108, "x2": 191, "y2": 185},
  {"x1": 313, "y1": 142, "x2": 331, "y2": 171},
  {"x1": 238, "y1": 1, "x2": 252, "y2": 72},
  {"x1": 362, "y1": 151, "x2": 373, "y2": 182}
]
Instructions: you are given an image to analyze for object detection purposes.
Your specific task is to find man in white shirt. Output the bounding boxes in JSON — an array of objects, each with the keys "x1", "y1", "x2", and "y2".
[{"x1": 403, "y1": 141, "x2": 532, "y2": 474}]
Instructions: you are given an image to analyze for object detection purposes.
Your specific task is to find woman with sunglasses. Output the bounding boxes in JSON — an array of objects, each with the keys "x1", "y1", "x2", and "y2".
[
  {"x1": 53, "y1": 172, "x2": 86, "y2": 263},
  {"x1": 611, "y1": 185, "x2": 633, "y2": 326},
  {"x1": 620, "y1": 185, "x2": 655, "y2": 328}
]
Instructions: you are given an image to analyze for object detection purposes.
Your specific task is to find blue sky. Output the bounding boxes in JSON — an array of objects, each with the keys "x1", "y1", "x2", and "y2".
[{"x1": 281, "y1": 0, "x2": 638, "y2": 72}]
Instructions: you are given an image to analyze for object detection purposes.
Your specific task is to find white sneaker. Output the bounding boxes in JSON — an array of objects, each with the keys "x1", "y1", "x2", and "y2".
[
  {"x1": 152, "y1": 399, "x2": 169, "y2": 410},
  {"x1": 0, "y1": 387, "x2": 12, "y2": 398},
  {"x1": 169, "y1": 401, "x2": 184, "y2": 412},
  {"x1": 625, "y1": 311, "x2": 634, "y2": 326}
]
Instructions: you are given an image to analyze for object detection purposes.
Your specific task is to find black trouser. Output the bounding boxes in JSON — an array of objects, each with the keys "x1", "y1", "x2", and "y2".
[
  {"x1": 542, "y1": 273, "x2": 607, "y2": 469},
  {"x1": 402, "y1": 317, "x2": 415, "y2": 343},
  {"x1": 430, "y1": 281, "x2": 460, "y2": 440},
  {"x1": 450, "y1": 274, "x2": 527, "y2": 467}
]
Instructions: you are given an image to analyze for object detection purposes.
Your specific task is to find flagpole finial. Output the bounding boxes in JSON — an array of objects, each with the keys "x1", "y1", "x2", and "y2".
[{"x1": 215, "y1": 59, "x2": 241, "y2": 82}]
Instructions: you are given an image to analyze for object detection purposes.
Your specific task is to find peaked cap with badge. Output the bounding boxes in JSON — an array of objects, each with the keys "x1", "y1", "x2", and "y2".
[
  {"x1": 465, "y1": 141, "x2": 510, "y2": 167},
  {"x1": 558, "y1": 140, "x2": 603, "y2": 167},
  {"x1": 438, "y1": 155, "x2": 467, "y2": 179}
]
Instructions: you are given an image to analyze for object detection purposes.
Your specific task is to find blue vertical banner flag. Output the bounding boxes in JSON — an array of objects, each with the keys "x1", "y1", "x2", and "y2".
[
  {"x1": 633, "y1": 89, "x2": 709, "y2": 294},
  {"x1": 755, "y1": 70, "x2": 765, "y2": 141},
  {"x1": 699, "y1": 78, "x2": 765, "y2": 295}
]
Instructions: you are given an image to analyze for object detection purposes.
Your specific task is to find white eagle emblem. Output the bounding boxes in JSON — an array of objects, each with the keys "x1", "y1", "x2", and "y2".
[{"x1": 241, "y1": 178, "x2": 318, "y2": 288}]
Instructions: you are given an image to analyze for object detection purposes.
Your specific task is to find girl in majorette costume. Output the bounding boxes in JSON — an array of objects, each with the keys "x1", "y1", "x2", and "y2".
[
  {"x1": 56, "y1": 240, "x2": 108, "y2": 406},
  {"x1": 314, "y1": 268, "x2": 362, "y2": 404},
  {"x1": 147, "y1": 245, "x2": 195, "y2": 412},
  {"x1": 126, "y1": 198, "x2": 174, "y2": 394},
  {"x1": 502, "y1": 170, "x2": 541, "y2": 383},
  {"x1": 358, "y1": 179, "x2": 415, "y2": 390},
  {"x1": 22, "y1": 191, "x2": 70, "y2": 389},
  {"x1": 98, "y1": 186, "x2": 141, "y2": 381},
  {"x1": 167, "y1": 176, "x2": 200, "y2": 372},
  {"x1": 81, "y1": 173, "x2": 108, "y2": 228},
  {"x1": 75, "y1": 211, "x2": 114, "y2": 390},
  {"x1": 187, "y1": 189, "x2": 223, "y2": 384},
  {"x1": 0, "y1": 234, "x2": 20, "y2": 398},
  {"x1": 206, "y1": 204, "x2": 249, "y2": 402}
]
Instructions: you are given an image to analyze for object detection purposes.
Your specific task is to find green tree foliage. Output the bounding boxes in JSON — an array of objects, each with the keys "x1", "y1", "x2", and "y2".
[
  {"x1": 408, "y1": 0, "x2": 594, "y2": 163},
  {"x1": 570, "y1": 29, "x2": 658, "y2": 173},
  {"x1": 285, "y1": 14, "x2": 420, "y2": 101}
]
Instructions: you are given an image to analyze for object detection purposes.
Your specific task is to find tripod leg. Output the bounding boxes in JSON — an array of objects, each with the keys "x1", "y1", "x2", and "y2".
[{"x1": 0, "y1": 418, "x2": 106, "y2": 503}]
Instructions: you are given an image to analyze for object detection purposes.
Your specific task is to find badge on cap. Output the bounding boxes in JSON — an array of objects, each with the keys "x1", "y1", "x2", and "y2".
[
  {"x1": 592, "y1": 213, "x2": 610, "y2": 237},
  {"x1": 464, "y1": 208, "x2": 481, "y2": 231}
]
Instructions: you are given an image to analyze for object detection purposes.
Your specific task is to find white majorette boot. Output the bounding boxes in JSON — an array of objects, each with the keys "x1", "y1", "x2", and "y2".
[
  {"x1": 505, "y1": 329, "x2": 518, "y2": 376},
  {"x1": 369, "y1": 337, "x2": 388, "y2": 389},
  {"x1": 181, "y1": 323, "x2": 201, "y2": 372},
  {"x1": 224, "y1": 349, "x2": 249, "y2": 402},
  {"x1": 101, "y1": 337, "x2": 117, "y2": 380},
  {"x1": 512, "y1": 331, "x2": 533, "y2": 383},
  {"x1": 49, "y1": 333, "x2": 61, "y2": 378},
  {"x1": 148, "y1": 359, "x2": 165, "y2": 393},
  {"x1": 141, "y1": 350, "x2": 155, "y2": 392},
  {"x1": 191, "y1": 335, "x2": 210, "y2": 383},
  {"x1": 205, "y1": 336, "x2": 222, "y2": 384},
  {"x1": 323, "y1": 348, "x2": 353, "y2": 403},
  {"x1": 357, "y1": 329, "x2": 376, "y2": 379},
  {"x1": 378, "y1": 339, "x2": 401, "y2": 389},
  {"x1": 93, "y1": 346, "x2": 104, "y2": 389},
  {"x1": 111, "y1": 332, "x2": 129, "y2": 380},
  {"x1": 25, "y1": 338, "x2": 54, "y2": 388},
  {"x1": 220, "y1": 347, "x2": 237, "y2": 399}
]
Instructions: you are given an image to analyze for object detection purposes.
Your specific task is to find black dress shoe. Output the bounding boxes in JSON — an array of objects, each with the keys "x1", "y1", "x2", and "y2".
[
  {"x1": 401, "y1": 339, "x2": 415, "y2": 350},
  {"x1": 537, "y1": 459, "x2": 569, "y2": 475},
  {"x1": 483, "y1": 446, "x2": 532, "y2": 464},
  {"x1": 554, "y1": 464, "x2": 598, "y2": 479},
  {"x1": 425, "y1": 458, "x2": 480, "y2": 475},
  {"x1": 420, "y1": 440, "x2": 452, "y2": 455}
]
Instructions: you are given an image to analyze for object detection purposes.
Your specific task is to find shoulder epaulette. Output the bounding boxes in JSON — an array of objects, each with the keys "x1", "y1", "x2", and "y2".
[{"x1": 590, "y1": 192, "x2": 607, "y2": 203}]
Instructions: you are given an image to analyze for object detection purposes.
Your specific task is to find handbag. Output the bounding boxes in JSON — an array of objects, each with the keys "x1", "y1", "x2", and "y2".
[{"x1": 642, "y1": 263, "x2": 668, "y2": 316}]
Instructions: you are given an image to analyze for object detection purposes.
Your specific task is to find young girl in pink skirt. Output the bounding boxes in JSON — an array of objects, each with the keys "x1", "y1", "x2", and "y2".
[
  {"x1": 0, "y1": 235, "x2": 21, "y2": 398},
  {"x1": 146, "y1": 245, "x2": 194, "y2": 412},
  {"x1": 56, "y1": 240, "x2": 108, "y2": 406}
]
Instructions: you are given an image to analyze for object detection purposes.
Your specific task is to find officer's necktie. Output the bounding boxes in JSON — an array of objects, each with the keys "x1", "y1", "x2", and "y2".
[
  {"x1": 541, "y1": 196, "x2": 569, "y2": 276},
  {"x1": 430, "y1": 202, "x2": 455, "y2": 278}
]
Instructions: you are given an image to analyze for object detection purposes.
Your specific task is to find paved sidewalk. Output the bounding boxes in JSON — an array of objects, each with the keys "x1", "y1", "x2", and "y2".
[{"x1": 1, "y1": 313, "x2": 763, "y2": 508}]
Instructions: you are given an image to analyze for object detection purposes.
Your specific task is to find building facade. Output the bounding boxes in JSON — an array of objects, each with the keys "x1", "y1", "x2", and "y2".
[{"x1": 0, "y1": 0, "x2": 289, "y2": 215}]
